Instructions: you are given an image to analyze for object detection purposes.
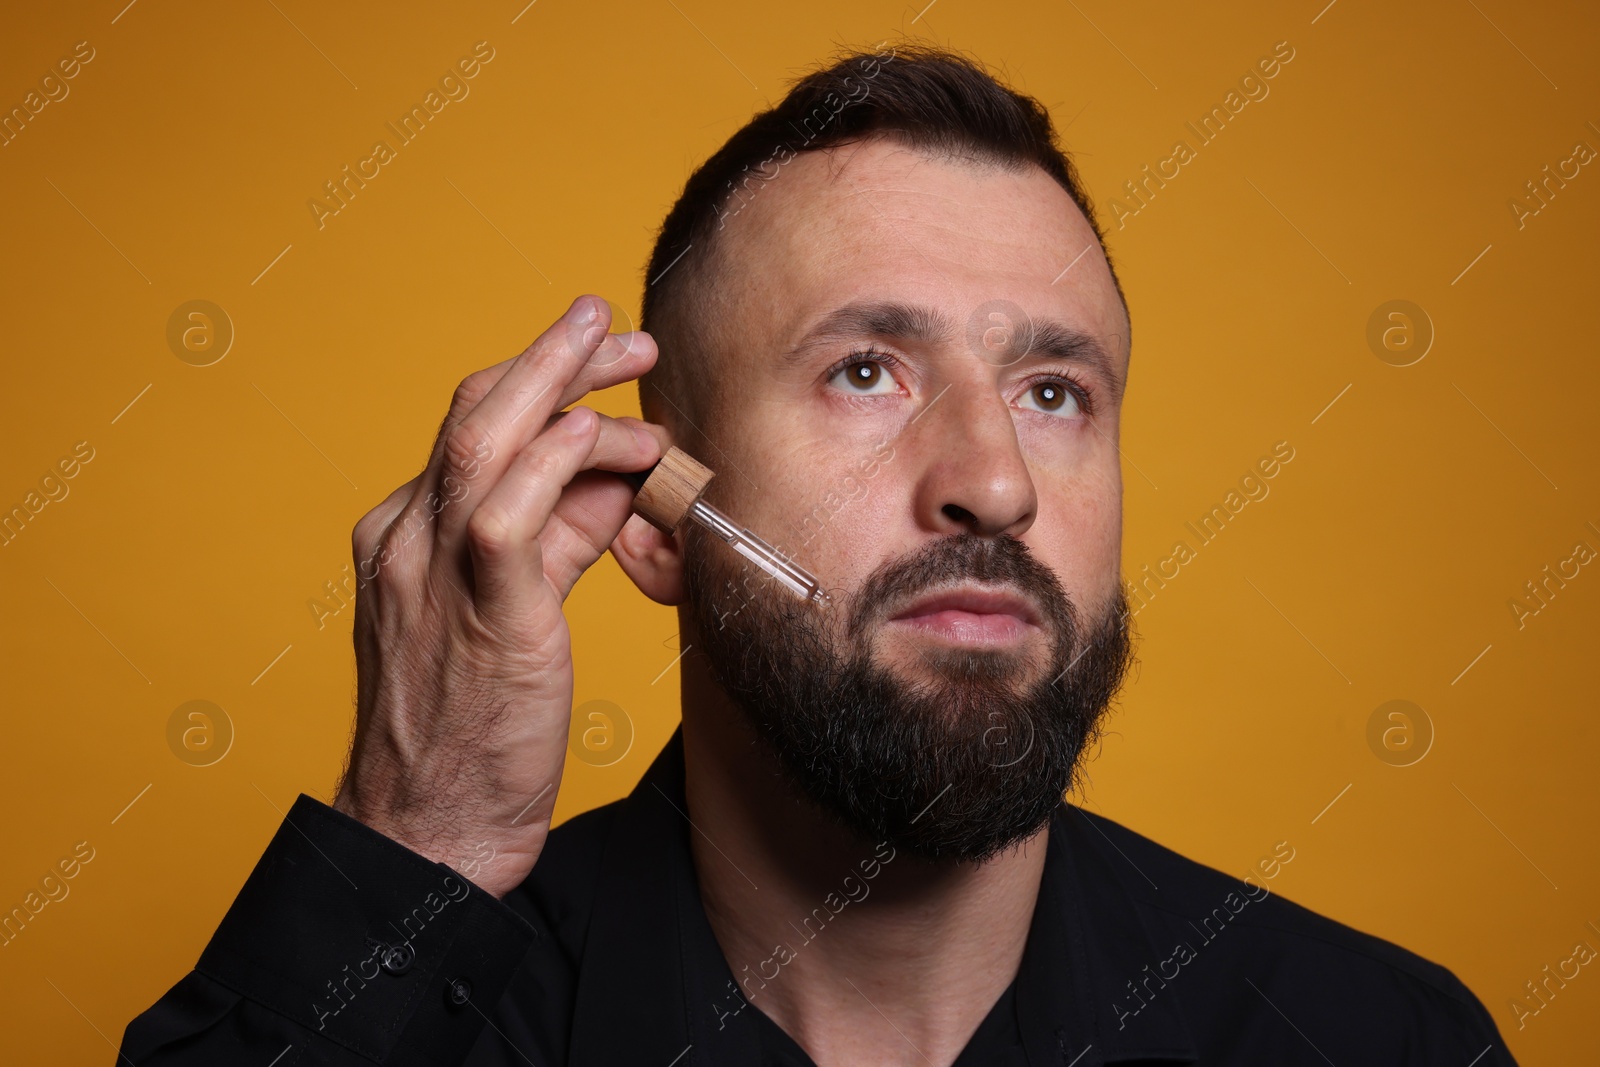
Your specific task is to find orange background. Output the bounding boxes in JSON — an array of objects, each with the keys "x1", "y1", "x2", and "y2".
[{"x1": 2, "y1": 1, "x2": 1596, "y2": 1062}]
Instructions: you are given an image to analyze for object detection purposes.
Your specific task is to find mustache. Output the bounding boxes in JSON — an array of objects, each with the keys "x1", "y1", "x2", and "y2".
[{"x1": 846, "y1": 533, "x2": 1077, "y2": 647}]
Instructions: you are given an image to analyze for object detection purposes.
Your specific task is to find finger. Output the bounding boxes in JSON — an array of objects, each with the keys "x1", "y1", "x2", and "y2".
[
  {"x1": 395, "y1": 295, "x2": 652, "y2": 570},
  {"x1": 448, "y1": 405, "x2": 658, "y2": 594},
  {"x1": 431, "y1": 308, "x2": 656, "y2": 553},
  {"x1": 463, "y1": 406, "x2": 659, "y2": 605},
  {"x1": 504, "y1": 410, "x2": 672, "y2": 599},
  {"x1": 529, "y1": 411, "x2": 664, "y2": 472},
  {"x1": 426, "y1": 326, "x2": 657, "y2": 479},
  {"x1": 464, "y1": 407, "x2": 606, "y2": 625},
  {"x1": 411, "y1": 327, "x2": 655, "y2": 579},
  {"x1": 615, "y1": 414, "x2": 673, "y2": 455},
  {"x1": 534, "y1": 470, "x2": 644, "y2": 601}
]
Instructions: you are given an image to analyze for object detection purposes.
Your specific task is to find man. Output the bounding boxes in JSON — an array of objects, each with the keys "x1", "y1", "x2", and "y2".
[{"x1": 121, "y1": 45, "x2": 1514, "y2": 1066}]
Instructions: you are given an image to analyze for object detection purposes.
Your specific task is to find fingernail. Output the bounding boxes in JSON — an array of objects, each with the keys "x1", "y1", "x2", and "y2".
[
  {"x1": 571, "y1": 297, "x2": 600, "y2": 324},
  {"x1": 564, "y1": 406, "x2": 597, "y2": 433},
  {"x1": 632, "y1": 424, "x2": 658, "y2": 451}
]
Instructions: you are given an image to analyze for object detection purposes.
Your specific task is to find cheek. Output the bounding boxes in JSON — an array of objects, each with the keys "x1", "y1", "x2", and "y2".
[
  {"x1": 746, "y1": 438, "x2": 907, "y2": 595},
  {"x1": 732, "y1": 433, "x2": 874, "y2": 534},
  {"x1": 805, "y1": 488, "x2": 902, "y2": 583},
  {"x1": 1033, "y1": 467, "x2": 1122, "y2": 600}
]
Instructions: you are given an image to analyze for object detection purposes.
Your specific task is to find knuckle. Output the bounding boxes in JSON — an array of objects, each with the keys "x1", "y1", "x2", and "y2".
[
  {"x1": 450, "y1": 371, "x2": 493, "y2": 414},
  {"x1": 454, "y1": 437, "x2": 495, "y2": 478},
  {"x1": 466, "y1": 508, "x2": 511, "y2": 557},
  {"x1": 444, "y1": 423, "x2": 494, "y2": 475},
  {"x1": 521, "y1": 445, "x2": 568, "y2": 487}
]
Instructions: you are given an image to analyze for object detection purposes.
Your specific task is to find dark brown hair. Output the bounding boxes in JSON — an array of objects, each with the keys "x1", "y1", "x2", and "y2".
[{"x1": 638, "y1": 43, "x2": 1123, "y2": 428}]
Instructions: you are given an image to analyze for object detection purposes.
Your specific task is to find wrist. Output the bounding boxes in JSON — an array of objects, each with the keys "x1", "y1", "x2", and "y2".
[{"x1": 332, "y1": 785, "x2": 540, "y2": 898}]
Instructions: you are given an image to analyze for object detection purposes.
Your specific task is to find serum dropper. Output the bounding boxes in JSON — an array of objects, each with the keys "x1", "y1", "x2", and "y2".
[{"x1": 622, "y1": 447, "x2": 830, "y2": 606}]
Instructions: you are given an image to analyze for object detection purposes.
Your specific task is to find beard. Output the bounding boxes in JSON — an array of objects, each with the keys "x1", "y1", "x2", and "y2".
[{"x1": 682, "y1": 527, "x2": 1135, "y2": 865}]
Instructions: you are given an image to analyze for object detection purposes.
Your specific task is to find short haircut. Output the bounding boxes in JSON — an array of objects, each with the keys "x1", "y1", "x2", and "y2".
[{"x1": 637, "y1": 43, "x2": 1124, "y2": 435}]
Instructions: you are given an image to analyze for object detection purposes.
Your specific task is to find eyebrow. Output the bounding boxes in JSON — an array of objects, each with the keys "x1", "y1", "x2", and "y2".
[{"x1": 786, "y1": 300, "x2": 1125, "y2": 396}]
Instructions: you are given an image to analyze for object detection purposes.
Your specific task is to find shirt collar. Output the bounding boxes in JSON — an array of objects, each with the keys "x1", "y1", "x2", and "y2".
[{"x1": 567, "y1": 727, "x2": 1198, "y2": 1065}]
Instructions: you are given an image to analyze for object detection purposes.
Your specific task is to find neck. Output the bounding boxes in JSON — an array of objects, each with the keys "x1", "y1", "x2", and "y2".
[{"x1": 679, "y1": 659, "x2": 1048, "y2": 1067}]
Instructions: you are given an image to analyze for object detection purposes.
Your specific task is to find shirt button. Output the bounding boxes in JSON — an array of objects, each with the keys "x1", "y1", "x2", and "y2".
[
  {"x1": 380, "y1": 943, "x2": 415, "y2": 976},
  {"x1": 446, "y1": 976, "x2": 473, "y2": 1007}
]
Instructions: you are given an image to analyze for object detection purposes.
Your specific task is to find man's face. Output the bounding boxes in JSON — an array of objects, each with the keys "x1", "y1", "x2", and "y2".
[{"x1": 674, "y1": 138, "x2": 1133, "y2": 861}]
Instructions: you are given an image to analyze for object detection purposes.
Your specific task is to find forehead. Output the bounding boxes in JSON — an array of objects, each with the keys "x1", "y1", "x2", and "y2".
[{"x1": 709, "y1": 137, "x2": 1127, "y2": 358}]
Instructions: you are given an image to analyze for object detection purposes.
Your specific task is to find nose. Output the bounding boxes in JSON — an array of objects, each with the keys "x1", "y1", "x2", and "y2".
[{"x1": 909, "y1": 384, "x2": 1037, "y2": 538}]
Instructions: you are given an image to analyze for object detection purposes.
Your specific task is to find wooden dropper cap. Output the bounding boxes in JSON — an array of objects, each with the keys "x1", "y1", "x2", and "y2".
[{"x1": 621, "y1": 446, "x2": 715, "y2": 533}]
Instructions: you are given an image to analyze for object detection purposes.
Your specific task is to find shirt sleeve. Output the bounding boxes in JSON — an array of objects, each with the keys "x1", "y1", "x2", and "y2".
[{"x1": 119, "y1": 793, "x2": 539, "y2": 1066}]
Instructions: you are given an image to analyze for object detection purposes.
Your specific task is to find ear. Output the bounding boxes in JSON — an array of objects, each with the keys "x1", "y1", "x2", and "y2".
[{"x1": 610, "y1": 512, "x2": 687, "y2": 606}]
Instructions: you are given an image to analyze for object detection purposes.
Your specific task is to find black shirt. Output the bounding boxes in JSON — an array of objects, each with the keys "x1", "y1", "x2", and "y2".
[
  {"x1": 121, "y1": 728, "x2": 1516, "y2": 1065},
  {"x1": 753, "y1": 977, "x2": 1026, "y2": 1066}
]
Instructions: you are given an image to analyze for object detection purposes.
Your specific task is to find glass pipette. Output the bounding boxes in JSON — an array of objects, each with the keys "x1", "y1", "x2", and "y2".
[{"x1": 622, "y1": 446, "x2": 829, "y2": 606}]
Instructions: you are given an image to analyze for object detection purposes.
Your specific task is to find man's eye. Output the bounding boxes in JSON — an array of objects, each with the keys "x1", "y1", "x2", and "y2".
[
  {"x1": 1019, "y1": 380, "x2": 1082, "y2": 418},
  {"x1": 830, "y1": 359, "x2": 897, "y2": 395}
]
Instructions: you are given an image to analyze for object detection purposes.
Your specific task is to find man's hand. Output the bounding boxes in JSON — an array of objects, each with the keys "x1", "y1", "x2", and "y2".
[{"x1": 332, "y1": 295, "x2": 664, "y2": 898}]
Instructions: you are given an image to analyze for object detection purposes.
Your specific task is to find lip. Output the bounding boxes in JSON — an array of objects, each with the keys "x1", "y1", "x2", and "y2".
[{"x1": 885, "y1": 583, "x2": 1043, "y2": 644}]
